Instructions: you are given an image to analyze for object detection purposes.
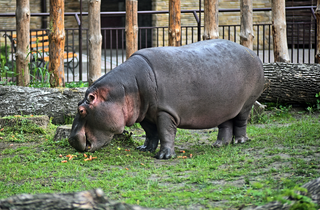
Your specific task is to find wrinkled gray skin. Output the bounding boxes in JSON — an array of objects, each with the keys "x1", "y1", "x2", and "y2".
[{"x1": 69, "y1": 39, "x2": 264, "y2": 159}]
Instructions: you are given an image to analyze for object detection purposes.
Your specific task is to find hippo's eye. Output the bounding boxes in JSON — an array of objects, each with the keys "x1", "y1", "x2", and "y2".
[{"x1": 87, "y1": 94, "x2": 95, "y2": 103}]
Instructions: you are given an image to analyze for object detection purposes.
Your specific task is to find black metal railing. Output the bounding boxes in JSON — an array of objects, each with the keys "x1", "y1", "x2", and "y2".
[{"x1": 0, "y1": 6, "x2": 317, "y2": 83}]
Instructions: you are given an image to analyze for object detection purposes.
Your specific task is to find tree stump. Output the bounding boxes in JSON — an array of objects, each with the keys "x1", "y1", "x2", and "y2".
[
  {"x1": 0, "y1": 115, "x2": 49, "y2": 128},
  {"x1": 54, "y1": 124, "x2": 72, "y2": 141}
]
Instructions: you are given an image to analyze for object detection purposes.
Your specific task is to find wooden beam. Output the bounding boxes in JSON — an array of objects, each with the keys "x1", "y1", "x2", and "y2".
[
  {"x1": 49, "y1": 0, "x2": 65, "y2": 87},
  {"x1": 88, "y1": 0, "x2": 102, "y2": 86},
  {"x1": 203, "y1": 0, "x2": 219, "y2": 40},
  {"x1": 272, "y1": 0, "x2": 290, "y2": 62},
  {"x1": 169, "y1": 0, "x2": 181, "y2": 46},
  {"x1": 240, "y1": 0, "x2": 254, "y2": 49},
  {"x1": 16, "y1": 0, "x2": 30, "y2": 86},
  {"x1": 126, "y1": 0, "x2": 138, "y2": 58}
]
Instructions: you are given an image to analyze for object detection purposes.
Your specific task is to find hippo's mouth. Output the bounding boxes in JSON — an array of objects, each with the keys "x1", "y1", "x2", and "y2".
[{"x1": 85, "y1": 136, "x2": 92, "y2": 151}]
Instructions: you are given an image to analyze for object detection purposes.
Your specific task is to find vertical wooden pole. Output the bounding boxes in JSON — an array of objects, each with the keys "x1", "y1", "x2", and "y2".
[
  {"x1": 126, "y1": 0, "x2": 138, "y2": 58},
  {"x1": 16, "y1": 0, "x2": 30, "y2": 86},
  {"x1": 272, "y1": 0, "x2": 290, "y2": 62},
  {"x1": 169, "y1": 0, "x2": 181, "y2": 46},
  {"x1": 88, "y1": 0, "x2": 102, "y2": 86},
  {"x1": 49, "y1": 0, "x2": 65, "y2": 87},
  {"x1": 240, "y1": 0, "x2": 254, "y2": 50},
  {"x1": 315, "y1": 0, "x2": 320, "y2": 63},
  {"x1": 203, "y1": 0, "x2": 219, "y2": 40}
]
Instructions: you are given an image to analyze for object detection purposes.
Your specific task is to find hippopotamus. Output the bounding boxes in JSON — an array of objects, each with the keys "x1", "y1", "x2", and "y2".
[{"x1": 68, "y1": 39, "x2": 264, "y2": 159}]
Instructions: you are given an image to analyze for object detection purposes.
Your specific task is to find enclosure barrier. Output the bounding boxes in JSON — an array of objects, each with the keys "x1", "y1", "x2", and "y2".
[{"x1": 0, "y1": 6, "x2": 317, "y2": 83}]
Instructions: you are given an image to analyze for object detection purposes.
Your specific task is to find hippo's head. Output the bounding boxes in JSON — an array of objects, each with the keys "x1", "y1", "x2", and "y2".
[{"x1": 68, "y1": 86, "x2": 127, "y2": 152}]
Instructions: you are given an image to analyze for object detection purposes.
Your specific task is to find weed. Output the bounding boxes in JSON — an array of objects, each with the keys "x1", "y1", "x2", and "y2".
[
  {"x1": 0, "y1": 45, "x2": 16, "y2": 85},
  {"x1": 63, "y1": 114, "x2": 74, "y2": 125},
  {"x1": 65, "y1": 81, "x2": 88, "y2": 88},
  {"x1": 27, "y1": 39, "x2": 50, "y2": 88}
]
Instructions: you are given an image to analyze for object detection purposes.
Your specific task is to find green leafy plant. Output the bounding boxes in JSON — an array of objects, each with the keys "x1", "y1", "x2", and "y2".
[
  {"x1": 65, "y1": 81, "x2": 89, "y2": 88},
  {"x1": 315, "y1": 92, "x2": 320, "y2": 110},
  {"x1": 63, "y1": 115, "x2": 74, "y2": 125},
  {"x1": 0, "y1": 45, "x2": 16, "y2": 85},
  {"x1": 27, "y1": 39, "x2": 50, "y2": 88}
]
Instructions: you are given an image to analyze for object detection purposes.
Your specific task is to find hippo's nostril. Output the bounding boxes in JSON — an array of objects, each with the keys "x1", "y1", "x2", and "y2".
[{"x1": 78, "y1": 106, "x2": 87, "y2": 118}]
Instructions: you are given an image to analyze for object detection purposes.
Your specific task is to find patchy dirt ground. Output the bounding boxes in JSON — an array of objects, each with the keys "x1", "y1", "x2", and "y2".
[{"x1": 1, "y1": 110, "x2": 320, "y2": 209}]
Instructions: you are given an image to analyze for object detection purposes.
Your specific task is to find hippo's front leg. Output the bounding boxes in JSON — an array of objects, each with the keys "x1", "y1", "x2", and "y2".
[
  {"x1": 136, "y1": 120, "x2": 159, "y2": 152},
  {"x1": 155, "y1": 112, "x2": 177, "y2": 159}
]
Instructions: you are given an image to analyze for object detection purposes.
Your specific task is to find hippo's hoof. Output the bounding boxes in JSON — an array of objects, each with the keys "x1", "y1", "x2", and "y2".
[
  {"x1": 212, "y1": 140, "x2": 224, "y2": 148},
  {"x1": 136, "y1": 145, "x2": 156, "y2": 153},
  {"x1": 234, "y1": 136, "x2": 250, "y2": 144},
  {"x1": 155, "y1": 148, "x2": 176, "y2": 159},
  {"x1": 136, "y1": 145, "x2": 147, "y2": 151}
]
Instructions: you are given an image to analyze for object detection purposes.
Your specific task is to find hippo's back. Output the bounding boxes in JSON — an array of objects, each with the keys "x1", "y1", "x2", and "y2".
[{"x1": 133, "y1": 39, "x2": 264, "y2": 128}]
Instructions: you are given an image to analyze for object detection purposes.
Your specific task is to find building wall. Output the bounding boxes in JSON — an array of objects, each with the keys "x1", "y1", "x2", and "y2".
[{"x1": 0, "y1": 0, "x2": 88, "y2": 50}]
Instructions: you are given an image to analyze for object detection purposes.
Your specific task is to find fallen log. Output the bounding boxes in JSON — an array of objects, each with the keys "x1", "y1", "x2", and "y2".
[
  {"x1": 1, "y1": 63, "x2": 320, "y2": 124},
  {"x1": 0, "y1": 189, "x2": 163, "y2": 210},
  {"x1": 259, "y1": 63, "x2": 320, "y2": 105},
  {"x1": 0, "y1": 86, "x2": 86, "y2": 124},
  {"x1": 1, "y1": 178, "x2": 319, "y2": 210}
]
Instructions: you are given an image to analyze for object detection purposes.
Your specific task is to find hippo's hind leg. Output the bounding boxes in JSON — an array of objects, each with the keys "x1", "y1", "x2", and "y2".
[
  {"x1": 213, "y1": 120, "x2": 233, "y2": 147},
  {"x1": 136, "y1": 120, "x2": 159, "y2": 152},
  {"x1": 233, "y1": 106, "x2": 252, "y2": 144}
]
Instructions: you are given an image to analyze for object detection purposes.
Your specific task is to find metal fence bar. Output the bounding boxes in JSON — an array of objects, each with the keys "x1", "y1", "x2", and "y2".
[
  {"x1": 268, "y1": 24, "x2": 271, "y2": 63},
  {"x1": 263, "y1": 25, "x2": 265, "y2": 63}
]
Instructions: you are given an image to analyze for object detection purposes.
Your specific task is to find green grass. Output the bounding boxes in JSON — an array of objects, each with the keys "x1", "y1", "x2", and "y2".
[{"x1": 0, "y1": 110, "x2": 320, "y2": 209}]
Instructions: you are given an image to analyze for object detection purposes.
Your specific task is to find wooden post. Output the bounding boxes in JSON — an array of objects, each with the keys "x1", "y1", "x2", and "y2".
[
  {"x1": 49, "y1": 0, "x2": 65, "y2": 87},
  {"x1": 88, "y1": 0, "x2": 102, "y2": 86},
  {"x1": 203, "y1": 0, "x2": 219, "y2": 40},
  {"x1": 272, "y1": 0, "x2": 290, "y2": 62},
  {"x1": 16, "y1": 0, "x2": 30, "y2": 87},
  {"x1": 125, "y1": 0, "x2": 138, "y2": 59},
  {"x1": 315, "y1": 0, "x2": 320, "y2": 63},
  {"x1": 169, "y1": 0, "x2": 181, "y2": 46},
  {"x1": 240, "y1": 0, "x2": 254, "y2": 50}
]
